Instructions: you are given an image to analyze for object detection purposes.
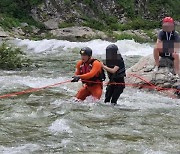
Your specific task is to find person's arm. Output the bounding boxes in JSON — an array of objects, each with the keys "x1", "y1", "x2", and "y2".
[
  {"x1": 174, "y1": 32, "x2": 180, "y2": 53},
  {"x1": 71, "y1": 60, "x2": 82, "y2": 82},
  {"x1": 102, "y1": 63, "x2": 119, "y2": 74},
  {"x1": 155, "y1": 39, "x2": 163, "y2": 49},
  {"x1": 79, "y1": 60, "x2": 101, "y2": 80},
  {"x1": 155, "y1": 31, "x2": 163, "y2": 49},
  {"x1": 75, "y1": 60, "x2": 82, "y2": 75},
  {"x1": 174, "y1": 42, "x2": 180, "y2": 53}
]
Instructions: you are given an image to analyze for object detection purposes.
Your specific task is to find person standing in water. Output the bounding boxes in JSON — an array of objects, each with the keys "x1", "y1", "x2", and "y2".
[
  {"x1": 153, "y1": 17, "x2": 180, "y2": 77},
  {"x1": 71, "y1": 47, "x2": 104, "y2": 101},
  {"x1": 102, "y1": 44, "x2": 126, "y2": 105}
]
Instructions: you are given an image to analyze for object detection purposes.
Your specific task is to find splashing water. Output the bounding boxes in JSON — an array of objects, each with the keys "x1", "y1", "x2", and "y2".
[{"x1": 0, "y1": 39, "x2": 179, "y2": 154}]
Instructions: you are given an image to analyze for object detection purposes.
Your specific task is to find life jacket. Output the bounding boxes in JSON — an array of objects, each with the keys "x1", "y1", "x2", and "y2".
[{"x1": 79, "y1": 59, "x2": 106, "y2": 84}]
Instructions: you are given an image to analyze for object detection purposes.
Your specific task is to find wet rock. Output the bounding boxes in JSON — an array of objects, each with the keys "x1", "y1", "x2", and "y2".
[
  {"x1": 44, "y1": 18, "x2": 59, "y2": 30},
  {"x1": 31, "y1": 26, "x2": 40, "y2": 34},
  {"x1": 126, "y1": 54, "x2": 180, "y2": 89},
  {"x1": 12, "y1": 27, "x2": 25, "y2": 37}
]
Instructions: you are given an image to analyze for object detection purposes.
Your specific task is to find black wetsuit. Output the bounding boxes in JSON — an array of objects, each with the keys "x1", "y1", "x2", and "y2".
[
  {"x1": 105, "y1": 56, "x2": 126, "y2": 105},
  {"x1": 158, "y1": 30, "x2": 180, "y2": 60}
]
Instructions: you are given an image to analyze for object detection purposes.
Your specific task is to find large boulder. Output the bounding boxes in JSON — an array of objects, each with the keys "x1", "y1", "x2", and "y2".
[{"x1": 126, "y1": 54, "x2": 180, "y2": 89}]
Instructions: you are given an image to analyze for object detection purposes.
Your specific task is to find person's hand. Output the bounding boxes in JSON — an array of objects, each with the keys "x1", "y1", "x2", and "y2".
[
  {"x1": 71, "y1": 76, "x2": 80, "y2": 82},
  {"x1": 101, "y1": 62, "x2": 105, "y2": 67}
]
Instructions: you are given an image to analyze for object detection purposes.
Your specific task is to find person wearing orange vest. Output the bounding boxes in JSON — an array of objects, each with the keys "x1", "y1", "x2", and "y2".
[{"x1": 71, "y1": 47, "x2": 103, "y2": 101}]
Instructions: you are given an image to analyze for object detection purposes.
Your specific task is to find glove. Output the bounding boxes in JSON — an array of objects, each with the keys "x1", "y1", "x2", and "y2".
[{"x1": 71, "y1": 76, "x2": 80, "y2": 82}]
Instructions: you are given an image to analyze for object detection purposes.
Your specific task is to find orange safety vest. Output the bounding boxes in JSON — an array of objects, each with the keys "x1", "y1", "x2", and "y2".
[{"x1": 79, "y1": 59, "x2": 105, "y2": 84}]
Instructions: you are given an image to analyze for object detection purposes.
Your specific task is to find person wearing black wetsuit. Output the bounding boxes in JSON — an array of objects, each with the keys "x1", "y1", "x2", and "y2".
[{"x1": 102, "y1": 44, "x2": 126, "y2": 105}]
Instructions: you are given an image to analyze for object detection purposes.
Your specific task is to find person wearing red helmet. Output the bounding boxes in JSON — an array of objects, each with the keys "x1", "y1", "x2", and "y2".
[{"x1": 153, "y1": 17, "x2": 180, "y2": 77}]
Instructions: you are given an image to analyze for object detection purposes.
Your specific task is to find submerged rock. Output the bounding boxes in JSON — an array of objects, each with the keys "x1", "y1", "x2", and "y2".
[{"x1": 126, "y1": 54, "x2": 180, "y2": 90}]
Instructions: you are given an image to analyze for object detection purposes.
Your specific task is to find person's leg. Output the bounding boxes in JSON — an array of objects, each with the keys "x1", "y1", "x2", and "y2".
[
  {"x1": 153, "y1": 47, "x2": 160, "y2": 67},
  {"x1": 111, "y1": 85, "x2": 124, "y2": 105},
  {"x1": 76, "y1": 85, "x2": 91, "y2": 100},
  {"x1": 172, "y1": 53, "x2": 180, "y2": 75},
  {"x1": 88, "y1": 84, "x2": 102, "y2": 100},
  {"x1": 104, "y1": 85, "x2": 114, "y2": 103}
]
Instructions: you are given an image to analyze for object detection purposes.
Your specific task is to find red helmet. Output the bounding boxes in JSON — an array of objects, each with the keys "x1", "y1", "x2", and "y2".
[{"x1": 162, "y1": 17, "x2": 174, "y2": 24}]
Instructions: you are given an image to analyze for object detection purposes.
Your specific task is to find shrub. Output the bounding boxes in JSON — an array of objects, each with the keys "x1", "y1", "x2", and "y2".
[
  {"x1": 0, "y1": 43, "x2": 31, "y2": 70},
  {"x1": 0, "y1": 14, "x2": 20, "y2": 30},
  {"x1": 82, "y1": 17, "x2": 106, "y2": 30},
  {"x1": 114, "y1": 33, "x2": 146, "y2": 43}
]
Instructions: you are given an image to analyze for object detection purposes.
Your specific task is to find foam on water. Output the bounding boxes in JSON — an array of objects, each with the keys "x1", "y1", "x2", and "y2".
[
  {"x1": 118, "y1": 88, "x2": 180, "y2": 110},
  {"x1": 0, "y1": 144, "x2": 40, "y2": 154},
  {"x1": 0, "y1": 75, "x2": 68, "y2": 89},
  {"x1": 0, "y1": 38, "x2": 179, "y2": 153},
  {"x1": 15, "y1": 39, "x2": 153, "y2": 56},
  {"x1": 49, "y1": 119, "x2": 72, "y2": 134}
]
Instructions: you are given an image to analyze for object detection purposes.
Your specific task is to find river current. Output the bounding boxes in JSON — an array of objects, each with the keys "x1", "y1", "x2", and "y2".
[{"x1": 0, "y1": 39, "x2": 179, "y2": 154}]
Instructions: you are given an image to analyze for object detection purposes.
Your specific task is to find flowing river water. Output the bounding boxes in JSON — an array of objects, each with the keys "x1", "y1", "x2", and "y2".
[{"x1": 0, "y1": 39, "x2": 179, "y2": 154}]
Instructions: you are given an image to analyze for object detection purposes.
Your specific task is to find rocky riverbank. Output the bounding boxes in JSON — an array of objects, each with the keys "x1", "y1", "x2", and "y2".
[
  {"x1": 0, "y1": 24, "x2": 158, "y2": 42},
  {"x1": 126, "y1": 55, "x2": 180, "y2": 91}
]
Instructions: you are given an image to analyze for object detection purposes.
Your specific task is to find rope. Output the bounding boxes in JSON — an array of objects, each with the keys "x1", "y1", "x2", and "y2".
[
  {"x1": 127, "y1": 73, "x2": 178, "y2": 99},
  {"x1": 0, "y1": 74, "x2": 179, "y2": 99},
  {"x1": 0, "y1": 80, "x2": 72, "y2": 99}
]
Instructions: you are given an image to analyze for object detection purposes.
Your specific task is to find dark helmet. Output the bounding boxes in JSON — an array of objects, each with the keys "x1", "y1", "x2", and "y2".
[
  {"x1": 80, "y1": 47, "x2": 92, "y2": 56},
  {"x1": 106, "y1": 44, "x2": 118, "y2": 53},
  {"x1": 106, "y1": 44, "x2": 120, "y2": 67}
]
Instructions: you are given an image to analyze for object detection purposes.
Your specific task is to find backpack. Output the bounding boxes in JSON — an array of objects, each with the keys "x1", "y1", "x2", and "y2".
[{"x1": 90, "y1": 59, "x2": 106, "y2": 82}]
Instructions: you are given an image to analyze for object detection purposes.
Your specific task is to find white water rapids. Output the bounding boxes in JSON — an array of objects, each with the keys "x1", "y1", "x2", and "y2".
[{"x1": 0, "y1": 39, "x2": 179, "y2": 154}]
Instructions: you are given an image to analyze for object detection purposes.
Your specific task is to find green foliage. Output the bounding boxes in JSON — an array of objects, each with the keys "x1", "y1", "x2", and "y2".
[
  {"x1": 82, "y1": 16, "x2": 106, "y2": 31},
  {"x1": 0, "y1": 43, "x2": 31, "y2": 70},
  {"x1": 64, "y1": 0, "x2": 71, "y2": 6},
  {"x1": 148, "y1": 0, "x2": 180, "y2": 20},
  {"x1": 0, "y1": 14, "x2": 20, "y2": 30},
  {"x1": 0, "y1": 0, "x2": 43, "y2": 29},
  {"x1": 114, "y1": 33, "x2": 146, "y2": 43},
  {"x1": 144, "y1": 30, "x2": 157, "y2": 41},
  {"x1": 128, "y1": 18, "x2": 160, "y2": 30},
  {"x1": 59, "y1": 22, "x2": 75, "y2": 28},
  {"x1": 117, "y1": 0, "x2": 135, "y2": 18},
  {"x1": 83, "y1": 0, "x2": 94, "y2": 7}
]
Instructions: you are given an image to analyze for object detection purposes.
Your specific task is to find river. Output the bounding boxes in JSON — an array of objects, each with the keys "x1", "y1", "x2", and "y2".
[{"x1": 0, "y1": 39, "x2": 179, "y2": 154}]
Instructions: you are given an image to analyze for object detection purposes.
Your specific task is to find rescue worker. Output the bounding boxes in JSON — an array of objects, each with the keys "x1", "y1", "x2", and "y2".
[
  {"x1": 102, "y1": 44, "x2": 126, "y2": 105},
  {"x1": 153, "y1": 17, "x2": 180, "y2": 77},
  {"x1": 71, "y1": 47, "x2": 103, "y2": 101}
]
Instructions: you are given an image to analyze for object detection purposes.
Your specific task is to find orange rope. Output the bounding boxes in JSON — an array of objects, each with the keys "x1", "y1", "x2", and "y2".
[
  {"x1": 0, "y1": 80, "x2": 72, "y2": 99},
  {"x1": 0, "y1": 74, "x2": 179, "y2": 99},
  {"x1": 127, "y1": 73, "x2": 178, "y2": 99}
]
